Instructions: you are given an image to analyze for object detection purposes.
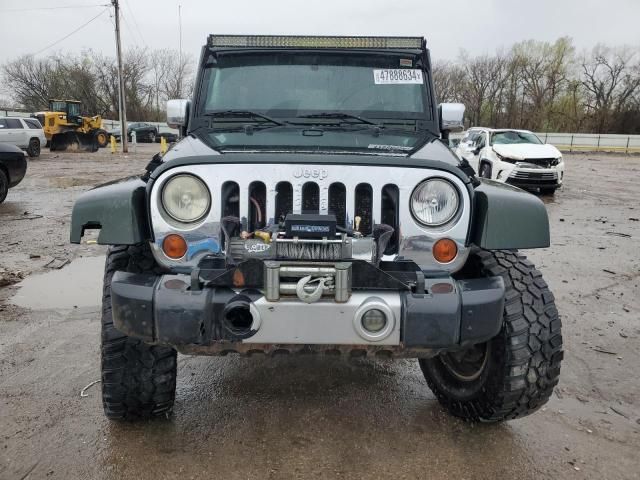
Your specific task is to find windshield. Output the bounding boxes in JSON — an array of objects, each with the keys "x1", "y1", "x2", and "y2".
[
  {"x1": 491, "y1": 131, "x2": 542, "y2": 145},
  {"x1": 197, "y1": 52, "x2": 434, "y2": 152}
]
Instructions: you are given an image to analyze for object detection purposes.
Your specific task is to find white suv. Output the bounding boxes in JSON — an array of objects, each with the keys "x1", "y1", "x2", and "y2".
[
  {"x1": 0, "y1": 117, "x2": 46, "y2": 157},
  {"x1": 456, "y1": 128, "x2": 564, "y2": 194}
]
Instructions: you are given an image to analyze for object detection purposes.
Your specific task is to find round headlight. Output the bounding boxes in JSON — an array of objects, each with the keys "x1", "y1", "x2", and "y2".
[
  {"x1": 411, "y1": 179, "x2": 460, "y2": 227},
  {"x1": 161, "y1": 174, "x2": 210, "y2": 223}
]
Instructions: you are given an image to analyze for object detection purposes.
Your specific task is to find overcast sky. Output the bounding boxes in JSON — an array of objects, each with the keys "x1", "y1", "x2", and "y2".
[{"x1": 0, "y1": 0, "x2": 638, "y2": 65}]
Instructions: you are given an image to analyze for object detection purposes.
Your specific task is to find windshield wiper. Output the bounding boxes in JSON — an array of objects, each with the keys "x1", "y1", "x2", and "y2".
[
  {"x1": 204, "y1": 110, "x2": 287, "y2": 126},
  {"x1": 295, "y1": 112, "x2": 381, "y2": 126}
]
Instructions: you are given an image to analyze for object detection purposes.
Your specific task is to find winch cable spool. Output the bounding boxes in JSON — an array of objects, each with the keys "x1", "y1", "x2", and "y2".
[{"x1": 276, "y1": 240, "x2": 343, "y2": 260}]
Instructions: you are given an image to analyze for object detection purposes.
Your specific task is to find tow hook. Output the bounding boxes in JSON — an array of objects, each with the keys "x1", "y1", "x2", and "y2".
[{"x1": 296, "y1": 275, "x2": 332, "y2": 303}]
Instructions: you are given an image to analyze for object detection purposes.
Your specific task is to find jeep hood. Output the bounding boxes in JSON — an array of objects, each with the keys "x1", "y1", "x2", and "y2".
[{"x1": 492, "y1": 143, "x2": 561, "y2": 160}]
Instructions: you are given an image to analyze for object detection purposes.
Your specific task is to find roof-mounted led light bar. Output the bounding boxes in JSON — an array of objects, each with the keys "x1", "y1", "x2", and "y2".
[{"x1": 208, "y1": 35, "x2": 424, "y2": 49}]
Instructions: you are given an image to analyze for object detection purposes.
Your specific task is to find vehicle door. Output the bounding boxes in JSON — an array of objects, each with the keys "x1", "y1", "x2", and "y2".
[
  {"x1": 0, "y1": 119, "x2": 9, "y2": 144},
  {"x1": 6, "y1": 118, "x2": 27, "y2": 146},
  {"x1": 24, "y1": 118, "x2": 46, "y2": 144},
  {"x1": 467, "y1": 132, "x2": 487, "y2": 173},
  {"x1": 457, "y1": 131, "x2": 476, "y2": 157}
]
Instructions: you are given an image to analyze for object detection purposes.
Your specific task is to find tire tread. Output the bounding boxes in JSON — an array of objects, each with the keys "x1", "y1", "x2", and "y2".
[
  {"x1": 421, "y1": 248, "x2": 563, "y2": 422},
  {"x1": 101, "y1": 244, "x2": 177, "y2": 420}
]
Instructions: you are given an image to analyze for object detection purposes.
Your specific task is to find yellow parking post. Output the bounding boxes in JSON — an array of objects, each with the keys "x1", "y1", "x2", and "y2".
[
  {"x1": 110, "y1": 135, "x2": 117, "y2": 154},
  {"x1": 160, "y1": 136, "x2": 168, "y2": 154}
]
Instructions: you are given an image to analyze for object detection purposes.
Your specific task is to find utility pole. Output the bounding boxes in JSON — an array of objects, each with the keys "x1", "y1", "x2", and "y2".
[
  {"x1": 112, "y1": 0, "x2": 128, "y2": 153},
  {"x1": 178, "y1": 5, "x2": 182, "y2": 67}
]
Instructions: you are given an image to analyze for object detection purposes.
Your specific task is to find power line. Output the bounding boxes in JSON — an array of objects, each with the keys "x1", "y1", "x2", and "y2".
[
  {"x1": 28, "y1": 8, "x2": 109, "y2": 56},
  {"x1": 0, "y1": 4, "x2": 108, "y2": 13},
  {"x1": 122, "y1": 0, "x2": 148, "y2": 48},
  {"x1": 120, "y1": 14, "x2": 141, "y2": 49}
]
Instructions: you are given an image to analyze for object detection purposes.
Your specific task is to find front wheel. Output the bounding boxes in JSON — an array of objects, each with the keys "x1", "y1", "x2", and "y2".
[
  {"x1": 420, "y1": 249, "x2": 563, "y2": 422},
  {"x1": 0, "y1": 170, "x2": 8, "y2": 203},
  {"x1": 26, "y1": 138, "x2": 41, "y2": 157},
  {"x1": 95, "y1": 129, "x2": 109, "y2": 148},
  {"x1": 479, "y1": 162, "x2": 492, "y2": 179},
  {"x1": 101, "y1": 244, "x2": 177, "y2": 420}
]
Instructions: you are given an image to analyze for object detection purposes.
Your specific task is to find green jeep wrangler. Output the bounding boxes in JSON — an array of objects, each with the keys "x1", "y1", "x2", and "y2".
[{"x1": 71, "y1": 35, "x2": 562, "y2": 422}]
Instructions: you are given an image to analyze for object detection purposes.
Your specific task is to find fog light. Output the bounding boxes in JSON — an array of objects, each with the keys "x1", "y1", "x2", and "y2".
[{"x1": 361, "y1": 309, "x2": 387, "y2": 333}]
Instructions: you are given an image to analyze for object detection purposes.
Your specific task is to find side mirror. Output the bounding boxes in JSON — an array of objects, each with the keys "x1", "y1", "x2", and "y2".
[
  {"x1": 166, "y1": 99, "x2": 190, "y2": 132},
  {"x1": 438, "y1": 103, "x2": 465, "y2": 139}
]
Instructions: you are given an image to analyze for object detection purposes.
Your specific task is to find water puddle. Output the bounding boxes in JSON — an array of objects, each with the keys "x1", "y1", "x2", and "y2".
[{"x1": 10, "y1": 256, "x2": 105, "y2": 310}]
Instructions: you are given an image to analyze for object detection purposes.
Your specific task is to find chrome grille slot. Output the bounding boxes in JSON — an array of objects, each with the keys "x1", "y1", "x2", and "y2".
[
  {"x1": 221, "y1": 181, "x2": 240, "y2": 217},
  {"x1": 381, "y1": 184, "x2": 399, "y2": 254},
  {"x1": 328, "y1": 182, "x2": 347, "y2": 227},
  {"x1": 355, "y1": 183, "x2": 373, "y2": 234},
  {"x1": 275, "y1": 181, "x2": 293, "y2": 223},
  {"x1": 302, "y1": 182, "x2": 319, "y2": 214},
  {"x1": 248, "y1": 181, "x2": 266, "y2": 231}
]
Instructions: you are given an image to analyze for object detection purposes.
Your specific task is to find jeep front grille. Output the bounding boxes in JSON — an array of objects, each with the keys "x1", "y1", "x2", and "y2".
[
  {"x1": 149, "y1": 163, "x2": 472, "y2": 274},
  {"x1": 221, "y1": 180, "x2": 399, "y2": 251}
]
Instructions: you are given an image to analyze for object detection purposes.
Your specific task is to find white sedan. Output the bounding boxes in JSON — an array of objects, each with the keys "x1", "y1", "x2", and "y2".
[{"x1": 456, "y1": 128, "x2": 564, "y2": 194}]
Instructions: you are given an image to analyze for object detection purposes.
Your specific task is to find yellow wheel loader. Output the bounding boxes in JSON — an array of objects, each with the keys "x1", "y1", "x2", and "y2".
[{"x1": 34, "y1": 100, "x2": 109, "y2": 152}]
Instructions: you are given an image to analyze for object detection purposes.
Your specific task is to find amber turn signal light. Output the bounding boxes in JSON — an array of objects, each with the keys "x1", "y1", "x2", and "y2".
[
  {"x1": 162, "y1": 234, "x2": 188, "y2": 259},
  {"x1": 432, "y1": 238, "x2": 458, "y2": 264}
]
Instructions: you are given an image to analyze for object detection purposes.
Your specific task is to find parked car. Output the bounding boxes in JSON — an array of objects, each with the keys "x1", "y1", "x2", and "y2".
[
  {"x1": 71, "y1": 35, "x2": 562, "y2": 423},
  {"x1": 0, "y1": 117, "x2": 46, "y2": 157},
  {"x1": 155, "y1": 131, "x2": 178, "y2": 143},
  {"x1": 456, "y1": 128, "x2": 564, "y2": 194},
  {"x1": 109, "y1": 123, "x2": 159, "y2": 143},
  {"x1": 0, "y1": 143, "x2": 27, "y2": 204}
]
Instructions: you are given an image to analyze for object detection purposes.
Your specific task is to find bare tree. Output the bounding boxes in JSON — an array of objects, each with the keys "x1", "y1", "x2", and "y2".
[
  {"x1": 581, "y1": 45, "x2": 640, "y2": 132},
  {"x1": 2, "y1": 56, "x2": 66, "y2": 111}
]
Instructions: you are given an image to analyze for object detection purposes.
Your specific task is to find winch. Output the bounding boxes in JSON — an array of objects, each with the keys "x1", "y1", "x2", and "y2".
[
  {"x1": 264, "y1": 261, "x2": 352, "y2": 303},
  {"x1": 223, "y1": 213, "x2": 390, "y2": 264}
]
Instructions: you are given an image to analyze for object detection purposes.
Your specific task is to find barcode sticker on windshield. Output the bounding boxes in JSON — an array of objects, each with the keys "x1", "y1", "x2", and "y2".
[{"x1": 373, "y1": 69, "x2": 423, "y2": 84}]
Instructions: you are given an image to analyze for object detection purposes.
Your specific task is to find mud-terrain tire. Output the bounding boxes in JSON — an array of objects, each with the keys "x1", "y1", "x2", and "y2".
[
  {"x1": 419, "y1": 249, "x2": 563, "y2": 422},
  {"x1": 0, "y1": 169, "x2": 8, "y2": 203},
  {"x1": 102, "y1": 244, "x2": 177, "y2": 420}
]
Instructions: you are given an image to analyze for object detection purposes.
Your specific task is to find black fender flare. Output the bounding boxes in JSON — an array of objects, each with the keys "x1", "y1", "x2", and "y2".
[
  {"x1": 470, "y1": 179, "x2": 550, "y2": 249},
  {"x1": 70, "y1": 176, "x2": 150, "y2": 244}
]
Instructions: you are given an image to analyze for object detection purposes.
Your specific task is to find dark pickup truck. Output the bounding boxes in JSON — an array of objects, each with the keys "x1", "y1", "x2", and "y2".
[{"x1": 0, "y1": 143, "x2": 27, "y2": 204}]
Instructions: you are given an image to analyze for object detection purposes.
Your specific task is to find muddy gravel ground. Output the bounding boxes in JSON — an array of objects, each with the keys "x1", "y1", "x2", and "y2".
[{"x1": 0, "y1": 145, "x2": 639, "y2": 480}]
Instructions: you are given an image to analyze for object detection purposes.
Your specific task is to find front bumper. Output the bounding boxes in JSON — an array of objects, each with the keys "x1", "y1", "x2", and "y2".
[
  {"x1": 503, "y1": 167, "x2": 563, "y2": 190},
  {"x1": 110, "y1": 265, "x2": 505, "y2": 358}
]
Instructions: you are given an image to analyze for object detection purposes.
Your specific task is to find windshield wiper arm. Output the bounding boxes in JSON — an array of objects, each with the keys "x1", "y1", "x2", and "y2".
[
  {"x1": 295, "y1": 112, "x2": 380, "y2": 126},
  {"x1": 204, "y1": 110, "x2": 287, "y2": 126}
]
